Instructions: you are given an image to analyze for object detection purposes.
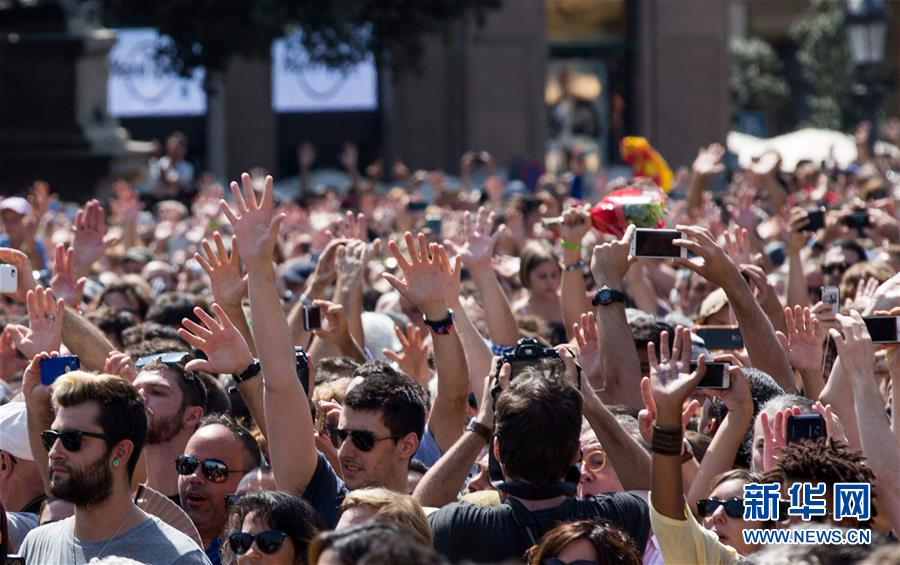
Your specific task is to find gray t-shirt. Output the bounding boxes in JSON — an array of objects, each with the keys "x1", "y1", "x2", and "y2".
[
  {"x1": 6, "y1": 511, "x2": 39, "y2": 552},
  {"x1": 18, "y1": 514, "x2": 211, "y2": 565}
]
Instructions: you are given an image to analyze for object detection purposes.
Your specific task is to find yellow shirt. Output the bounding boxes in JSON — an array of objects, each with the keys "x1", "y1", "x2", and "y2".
[{"x1": 648, "y1": 493, "x2": 740, "y2": 565}]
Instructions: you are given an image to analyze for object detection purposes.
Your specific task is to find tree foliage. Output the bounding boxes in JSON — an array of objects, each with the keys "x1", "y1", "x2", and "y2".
[
  {"x1": 789, "y1": 0, "x2": 858, "y2": 130},
  {"x1": 103, "y1": 0, "x2": 501, "y2": 79},
  {"x1": 730, "y1": 36, "x2": 790, "y2": 113}
]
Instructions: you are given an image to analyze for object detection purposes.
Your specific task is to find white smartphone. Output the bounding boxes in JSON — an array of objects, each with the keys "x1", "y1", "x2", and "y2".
[
  {"x1": 821, "y1": 285, "x2": 839, "y2": 315},
  {"x1": 630, "y1": 229, "x2": 687, "y2": 259},
  {"x1": 0, "y1": 264, "x2": 17, "y2": 293}
]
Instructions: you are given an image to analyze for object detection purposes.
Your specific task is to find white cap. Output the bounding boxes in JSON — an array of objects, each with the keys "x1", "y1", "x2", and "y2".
[
  {"x1": 0, "y1": 196, "x2": 32, "y2": 216},
  {"x1": 0, "y1": 402, "x2": 33, "y2": 461}
]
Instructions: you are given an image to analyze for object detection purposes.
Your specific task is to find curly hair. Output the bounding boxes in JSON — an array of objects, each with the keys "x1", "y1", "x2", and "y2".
[{"x1": 526, "y1": 519, "x2": 641, "y2": 565}]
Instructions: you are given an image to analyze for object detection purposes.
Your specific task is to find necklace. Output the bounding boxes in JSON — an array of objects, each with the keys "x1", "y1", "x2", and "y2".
[{"x1": 72, "y1": 504, "x2": 138, "y2": 565}]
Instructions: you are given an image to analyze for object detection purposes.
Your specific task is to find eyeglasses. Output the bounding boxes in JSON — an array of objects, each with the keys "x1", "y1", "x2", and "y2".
[
  {"x1": 821, "y1": 261, "x2": 849, "y2": 276},
  {"x1": 697, "y1": 497, "x2": 744, "y2": 518},
  {"x1": 135, "y1": 351, "x2": 191, "y2": 369},
  {"x1": 41, "y1": 429, "x2": 108, "y2": 452},
  {"x1": 228, "y1": 530, "x2": 287, "y2": 555},
  {"x1": 334, "y1": 428, "x2": 401, "y2": 452},
  {"x1": 582, "y1": 448, "x2": 607, "y2": 473},
  {"x1": 175, "y1": 455, "x2": 247, "y2": 483}
]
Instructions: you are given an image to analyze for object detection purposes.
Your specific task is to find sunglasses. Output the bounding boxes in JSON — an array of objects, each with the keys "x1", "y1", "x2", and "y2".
[
  {"x1": 821, "y1": 262, "x2": 849, "y2": 275},
  {"x1": 228, "y1": 530, "x2": 287, "y2": 555},
  {"x1": 135, "y1": 351, "x2": 191, "y2": 368},
  {"x1": 582, "y1": 448, "x2": 607, "y2": 473},
  {"x1": 175, "y1": 455, "x2": 246, "y2": 483},
  {"x1": 697, "y1": 497, "x2": 744, "y2": 518},
  {"x1": 41, "y1": 429, "x2": 108, "y2": 452},
  {"x1": 334, "y1": 428, "x2": 401, "y2": 452}
]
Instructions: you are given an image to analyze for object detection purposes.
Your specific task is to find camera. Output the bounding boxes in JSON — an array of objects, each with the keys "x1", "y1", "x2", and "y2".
[{"x1": 496, "y1": 338, "x2": 561, "y2": 379}]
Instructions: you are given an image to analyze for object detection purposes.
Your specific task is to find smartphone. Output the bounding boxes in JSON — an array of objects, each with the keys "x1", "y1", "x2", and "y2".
[
  {"x1": 821, "y1": 285, "x2": 839, "y2": 315},
  {"x1": 295, "y1": 346, "x2": 311, "y2": 394},
  {"x1": 303, "y1": 306, "x2": 322, "y2": 331},
  {"x1": 0, "y1": 263, "x2": 17, "y2": 293},
  {"x1": 695, "y1": 326, "x2": 744, "y2": 350},
  {"x1": 631, "y1": 229, "x2": 687, "y2": 259},
  {"x1": 691, "y1": 362, "x2": 731, "y2": 390},
  {"x1": 804, "y1": 209, "x2": 825, "y2": 232},
  {"x1": 786, "y1": 413, "x2": 826, "y2": 443},
  {"x1": 407, "y1": 201, "x2": 428, "y2": 213},
  {"x1": 425, "y1": 215, "x2": 443, "y2": 236},
  {"x1": 862, "y1": 316, "x2": 900, "y2": 344},
  {"x1": 40, "y1": 355, "x2": 80, "y2": 386},
  {"x1": 843, "y1": 210, "x2": 871, "y2": 229}
]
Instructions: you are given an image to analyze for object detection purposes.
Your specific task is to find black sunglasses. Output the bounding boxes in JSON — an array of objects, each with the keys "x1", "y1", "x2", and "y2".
[
  {"x1": 228, "y1": 530, "x2": 287, "y2": 555},
  {"x1": 697, "y1": 497, "x2": 744, "y2": 519},
  {"x1": 41, "y1": 429, "x2": 108, "y2": 452},
  {"x1": 821, "y1": 261, "x2": 849, "y2": 275},
  {"x1": 334, "y1": 428, "x2": 401, "y2": 452},
  {"x1": 175, "y1": 455, "x2": 246, "y2": 483}
]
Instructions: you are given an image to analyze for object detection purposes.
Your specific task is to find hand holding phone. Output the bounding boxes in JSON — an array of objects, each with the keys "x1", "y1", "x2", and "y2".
[
  {"x1": 691, "y1": 361, "x2": 731, "y2": 389},
  {"x1": 862, "y1": 316, "x2": 900, "y2": 344},
  {"x1": 303, "y1": 306, "x2": 322, "y2": 331},
  {"x1": 821, "y1": 286, "x2": 839, "y2": 315},
  {"x1": 786, "y1": 413, "x2": 826, "y2": 443},
  {"x1": 803, "y1": 209, "x2": 825, "y2": 232},
  {"x1": 40, "y1": 355, "x2": 80, "y2": 385},
  {"x1": 631, "y1": 229, "x2": 687, "y2": 259},
  {"x1": 0, "y1": 263, "x2": 17, "y2": 293}
]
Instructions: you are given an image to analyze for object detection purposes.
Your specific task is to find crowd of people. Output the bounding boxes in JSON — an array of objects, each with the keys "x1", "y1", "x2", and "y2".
[{"x1": 0, "y1": 124, "x2": 898, "y2": 564}]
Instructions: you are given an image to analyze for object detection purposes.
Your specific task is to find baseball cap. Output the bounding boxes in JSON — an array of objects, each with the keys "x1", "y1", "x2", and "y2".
[
  {"x1": 0, "y1": 402, "x2": 33, "y2": 461},
  {"x1": 0, "y1": 196, "x2": 32, "y2": 216}
]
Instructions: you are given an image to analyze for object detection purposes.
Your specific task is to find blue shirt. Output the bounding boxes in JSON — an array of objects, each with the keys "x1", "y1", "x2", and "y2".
[
  {"x1": 303, "y1": 452, "x2": 349, "y2": 529},
  {"x1": 204, "y1": 536, "x2": 221, "y2": 565},
  {"x1": 0, "y1": 234, "x2": 49, "y2": 271}
]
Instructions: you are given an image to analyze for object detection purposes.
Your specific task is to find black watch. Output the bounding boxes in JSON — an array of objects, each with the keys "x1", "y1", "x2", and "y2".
[
  {"x1": 592, "y1": 285, "x2": 626, "y2": 306},
  {"x1": 233, "y1": 359, "x2": 261, "y2": 384}
]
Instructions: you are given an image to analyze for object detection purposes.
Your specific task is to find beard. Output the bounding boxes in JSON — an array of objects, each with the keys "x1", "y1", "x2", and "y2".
[
  {"x1": 50, "y1": 452, "x2": 114, "y2": 507},
  {"x1": 146, "y1": 406, "x2": 185, "y2": 444}
]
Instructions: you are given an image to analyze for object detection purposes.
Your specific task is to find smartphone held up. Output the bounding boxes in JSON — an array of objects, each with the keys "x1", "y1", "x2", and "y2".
[{"x1": 630, "y1": 229, "x2": 687, "y2": 259}]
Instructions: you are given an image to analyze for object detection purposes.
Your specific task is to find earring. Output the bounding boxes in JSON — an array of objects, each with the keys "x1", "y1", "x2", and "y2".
[{"x1": 113, "y1": 459, "x2": 120, "y2": 467}]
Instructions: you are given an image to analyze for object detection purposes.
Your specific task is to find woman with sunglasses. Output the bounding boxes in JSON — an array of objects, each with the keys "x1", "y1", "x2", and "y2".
[
  {"x1": 694, "y1": 469, "x2": 765, "y2": 555},
  {"x1": 525, "y1": 519, "x2": 641, "y2": 565},
  {"x1": 224, "y1": 491, "x2": 322, "y2": 565}
]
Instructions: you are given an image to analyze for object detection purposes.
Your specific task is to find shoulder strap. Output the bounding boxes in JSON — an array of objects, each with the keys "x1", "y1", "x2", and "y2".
[{"x1": 504, "y1": 497, "x2": 542, "y2": 547}]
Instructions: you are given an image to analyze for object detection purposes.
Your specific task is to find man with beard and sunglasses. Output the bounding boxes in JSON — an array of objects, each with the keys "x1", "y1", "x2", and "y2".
[
  {"x1": 131, "y1": 355, "x2": 208, "y2": 505},
  {"x1": 19, "y1": 352, "x2": 209, "y2": 564},
  {"x1": 177, "y1": 413, "x2": 262, "y2": 565}
]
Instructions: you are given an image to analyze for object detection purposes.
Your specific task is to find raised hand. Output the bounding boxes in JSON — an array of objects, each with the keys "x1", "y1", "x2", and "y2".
[
  {"x1": 646, "y1": 327, "x2": 706, "y2": 423},
  {"x1": 50, "y1": 244, "x2": 86, "y2": 307},
  {"x1": 329, "y1": 211, "x2": 369, "y2": 243},
  {"x1": 220, "y1": 173, "x2": 285, "y2": 267},
  {"x1": 104, "y1": 351, "x2": 137, "y2": 382},
  {"x1": 22, "y1": 351, "x2": 57, "y2": 410},
  {"x1": 776, "y1": 306, "x2": 824, "y2": 372},
  {"x1": 383, "y1": 232, "x2": 461, "y2": 319},
  {"x1": 637, "y1": 375, "x2": 701, "y2": 445},
  {"x1": 559, "y1": 205, "x2": 591, "y2": 246},
  {"x1": 335, "y1": 240, "x2": 372, "y2": 290},
  {"x1": 71, "y1": 199, "x2": 117, "y2": 277},
  {"x1": 759, "y1": 407, "x2": 795, "y2": 472},
  {"x1": 810, "y1": 401, "x2": 848, "y2": 445},
  {"x1": 829, "y1": 311, "x2": 875, "y2": 380},
  {"x1": 383, "y1": 323, "x2": 431, "y2": 386},
  {"x1": 11, "y1": 287, "x2": 65, "y2": 359},
  {"x1": 692, "y1": 143, "x2": 726, "y2": 177},
  {"x1": 307, "y1": 238, "x2": 347, "y2": 292},
  {"x1": 443, "y1": 208, "x2": 505, "y2": 270},
  {"x1": 741, "y1": 264, "x2": 779, "y2": 310},
  {"x1": 0, "y1": 248, "x2": 36, "y2": 303},
  {"x1": 590, "y1": 223, "x2": 635, "y2": 287},
  {"x1": 845, "y1": 277, "x2": 880, "y2": 313},
  {"x1": 674, "y1": 225, "x2": 741, "y2": 289},
  {"x1": 196, "y1": 232, "x2": 247, "y2": 306},
  {"x1": 722, "y1": 226, "x2": 752, "y2": 267},
  {"x1": 178, "y1": 304, "x2": 254, "y2": 374},
  {"x1": 310, "y1": 300, "x2": 353, "y2": 346},
  {"x1": 573, "y1": 311, "x2": 601, "y2": 386}
]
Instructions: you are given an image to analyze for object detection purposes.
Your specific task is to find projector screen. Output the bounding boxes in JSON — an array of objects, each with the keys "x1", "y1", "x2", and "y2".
[
  {"x1": 271, "y1": 35, "x2": 378, "y2": 113},
  {"x1": 107, "y1": 28, "x2": 207, "y2": 117}
]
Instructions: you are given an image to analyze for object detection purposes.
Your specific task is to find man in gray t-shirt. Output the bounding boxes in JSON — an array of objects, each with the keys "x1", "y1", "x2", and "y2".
[{"x1": 19, "y1": 513, "x2": 210, "y2": 564}]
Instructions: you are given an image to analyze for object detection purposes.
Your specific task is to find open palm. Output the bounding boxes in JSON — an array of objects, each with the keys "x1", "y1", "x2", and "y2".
[{"x1": 220, "y1": 173, "x2": 284, "y2": 265}]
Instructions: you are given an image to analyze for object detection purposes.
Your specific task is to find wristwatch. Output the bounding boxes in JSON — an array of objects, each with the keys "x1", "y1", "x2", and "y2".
[
  {"x1": 423, "y1": 309, "x2": 454, "y2": 335},
  {"x1": 232, "y1": 359, "x2": 261, "y2": 384},
  {"x1": 564, "y1": 260, "x2": 585, "y2": 272},
  {"x1": 592, "y1": 285, "x2": 626, "y2": 306},
  {"x1": 466, "y1": 420, "x2": 492, "y2": 442}
]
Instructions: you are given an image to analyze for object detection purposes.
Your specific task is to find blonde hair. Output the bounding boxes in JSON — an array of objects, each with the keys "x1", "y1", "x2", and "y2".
[{"x1": 340, "y1": 487, "x2": 432, "y2": 545}]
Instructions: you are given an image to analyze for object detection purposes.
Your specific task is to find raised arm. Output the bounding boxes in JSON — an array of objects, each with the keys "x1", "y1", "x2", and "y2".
[
  {"x1": 674, "y1": 225, "x2": 795, "y2": 392},
  {"x1": 22, "y1": 352, "x2": 58, "y2": 496},
  {"x1": 384, "y1": 234, "x2": 469, "y2": 452},
  {"x1": 688, "y1": 144, "x2": 725, "y2": 213},
  {"x1": 310, "y1": 300, "x2": 366, "y2": 363},
  {"x1": 8, "y1": 287, "x2": 64, "y2": 364},
  {"x1": 775, "y1": 306, "x2": 826, "y2": 399},
  {"x1": 286, "y1": 238, "x2": 344, "y2": 347},
  {"x1": 222, "y1": 173, "x2": 318, "y2": 494},
  {"x1": 559, "y1": 206, "x2": 593, "y2": 339},
  {"x1": 196, "y1": 232, "x2": 255, "y2": 355},
  {"x1": 445, "y1": 209, "x2": 519, "y2": 346},
  {"x1": 589, "y1": 224, "x2": 642, "y2": 410},
  {"x1": 70, "y1": 199, "x2": 116, "y2": 279}
]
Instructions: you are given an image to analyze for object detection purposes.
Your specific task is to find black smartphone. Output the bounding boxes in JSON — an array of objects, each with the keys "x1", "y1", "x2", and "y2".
[
  {"x1": 407, "y1": 201, "x2": 428, "y2": 212},
  {"x1": 843, "y1": 210, "x2": 871, "y2": 229},
  {"x1": 695, "y1": 327, "x2": 744, "y2": 350},
  {"x1": 631, "y1": 229, "x2": 686, "y2": 259},
  {"x1": 40, "y1": 355, "x2": 80, "y2": 386},
  {"x1": 862, "y1": 316, "x2": 900, "y2": 344},
  {"x1": 303, "y1": 306, "x2": 322, "y2": 331},
  {"x1": 690, "y1": 362, "x2": 731, "y2": 390},
  {"x1": 425, "y1": 215, "x2": 443, "y2": 236},
  {"x1": 786, "y1": 413, "x2": 826, "y2": 443},
  {"x1": 295, "y1": 346, "x2": 311, "y2": 394},
  {"x1": 804, "y1": 209, "x2": 825, "y2": 232}
]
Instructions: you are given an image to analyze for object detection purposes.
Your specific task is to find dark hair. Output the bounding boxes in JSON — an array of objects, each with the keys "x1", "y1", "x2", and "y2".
[
  {"x1": 145, "y1": 292, "x2": 207, "y2": 328},
  {"x1": 315, "y1": 356, "x2": 361, "y2": 384},
  {"x1": 198, "y1": 372, "x2": 230, "y2": 415},
  {"x1": 224, "y1": 491, "x2": 322, "y2": 565},
  {"x1": 826, "y1": 238, "x2": 867, "y2": 266},
  {"x1": 140, "y1": 359, "x2": 208, "y2": 412},
  {"x1": 122, "y1": 322, "x2": 185, "y2": 348},
  {"x1": 761, "y1": 439, "x2": 876, "y2": 526},
  {"x1": 707, "y1": 367, "x2": 785, "y2": 468},
  {"x1": 198, "y1": 413, "x2": 263, "y2": 471},
  {"x1": 96, "y1": 282, "x2": 151, "y2": 319},
  {"x1": 526, "y1": 519, "x2": 641, "y2": 565},
  {"x1": 345, "y1": 362, "x2": 426, "y2": 442},
  {"x1": 307, "y1": 519, "x2": 438, "y2": 565},
  {"x1": 85, "y1": 307, "x2": 138, "y2": 348},
  {"x1": 52, "y1": 372, "x2": 148, "y2": 479},
  {"x1": 494, "y1": 369, "x2": 582, "y2": 484},
  {"x1": 408, "y1": 459, "x2": 429, "y2": 475}
]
